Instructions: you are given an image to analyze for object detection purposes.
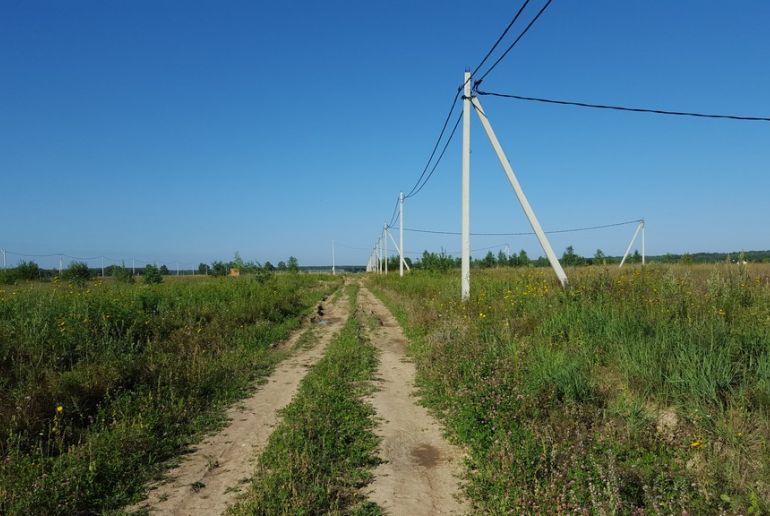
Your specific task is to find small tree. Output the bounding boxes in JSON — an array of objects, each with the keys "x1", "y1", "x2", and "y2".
[
  {"x1": 112, "y1": 264, "x2": 134, "y2": 284},
  {"x1": 143, "y1": 264, "x2": 163, "y2": 284},
  {"x1": 481, "y1": 251, "x2": 496, "y2": 268},
  {"x1": 277, "y1": 261, "x2": 287, "y2": 271},
  {"x1": 517, "y1": 249, "x2": 530, "y2": 267},
  {"x1": 263, "y1": 261, "x2": 275, "y2": 272},
  {"x1": 159, "y1": 264, "x2": 170, "y2": 275},
  {"x1": 632, "y1": 250, "x2": 642, "y2": 264},
  {"x1": 287, "y1": 256, "x2": 299, "y2": 273},
  {"x1": 16, "y1": 260, "x2": 40, "y2": 280},
  {"x1": 497, "y1": 250, "x2": 508, "y2": 267},
  {"x1": 210, "y1": 261, "x2": 227, "y2": 276},
  {"x1": 64, "y1": 261, "x2": 92, "y2": 285},
  {"x1": 197, "y1": 263, "x2": 208, "y2": 275},
  {"x1": 594, "y1": 249, "x2": 606, "y2": 265}
]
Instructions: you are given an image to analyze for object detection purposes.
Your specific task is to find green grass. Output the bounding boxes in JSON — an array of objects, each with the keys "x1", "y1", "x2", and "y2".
[
  {"x1": 369, "y1": 264, "x2": 770, "y2": 513},
  {"x1": 0, "y1": 273, "x2": 340, "y2": 514},
  {"x1": 231, "y1": 284, "x2": 382, "y2": 515}
]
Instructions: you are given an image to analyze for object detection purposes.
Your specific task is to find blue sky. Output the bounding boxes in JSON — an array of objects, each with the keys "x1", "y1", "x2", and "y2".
[{"x1": 2, "y1": 1, "x2": 768, "y2": 268}]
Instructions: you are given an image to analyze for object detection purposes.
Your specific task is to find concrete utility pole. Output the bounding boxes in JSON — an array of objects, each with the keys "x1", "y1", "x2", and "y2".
[
  {"x1": 101, "y1": 256, "x2": 105, "y2": 278},
  {"x1": 1, "y1": 249, "x2": 5, "y2": 269},
  {"x1": 384, "y1": 224, "x2": 388, "y2": 274},
  {"x1": 399, "y1": 192, "x2": 404, "y2": 277},
  {"x1": 132, "y1": 257, "x2": 135, "y2": 275},
  {"x1": 332, "y1": 240, "x2": 336, "y2": 275},
  {"x1": 59, "y1": 255, "x2": 63, "y2": 274},
  {"x1": 471, "y1": 94, "x2": 568, "y2": 288},
  {"x1": 461, "y1": 71, "x2": 472, "y2": 300},
  {"x1": 642, "y1": 220, "x2": 646, "y2": 265}
]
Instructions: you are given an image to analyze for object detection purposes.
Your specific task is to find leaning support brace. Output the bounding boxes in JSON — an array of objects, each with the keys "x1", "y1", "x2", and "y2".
[{"x1": 470, "y1": 95, "x2": 569, "y2": 288}]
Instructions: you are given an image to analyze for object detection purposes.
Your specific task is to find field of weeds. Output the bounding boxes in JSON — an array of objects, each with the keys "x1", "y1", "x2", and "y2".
[
  {"x1": 369, "y1": 264, "x2": 770, "y2": 513},
  {"x1": 0, "y1": 273, "x2": 338, "y2": 514}
]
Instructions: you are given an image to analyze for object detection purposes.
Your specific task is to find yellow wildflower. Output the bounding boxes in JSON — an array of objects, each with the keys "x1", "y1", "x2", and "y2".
[{"x1": 56, "y1": 405, "x2": 64, "y2": 414}]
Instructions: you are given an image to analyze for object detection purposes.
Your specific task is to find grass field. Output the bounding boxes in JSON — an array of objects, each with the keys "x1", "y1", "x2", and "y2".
[
  {"x1": 369, "y1": 264, "x2": 770, "y2": 513},
  {"x1": 0, "y1": 273, "x2": 338, "y2": 514}
]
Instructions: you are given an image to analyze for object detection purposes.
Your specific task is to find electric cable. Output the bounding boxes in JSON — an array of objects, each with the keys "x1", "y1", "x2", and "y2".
[
  {"x1": 475, "y1": 90, "x2": 770, "y2": 122},
  {"x1": 393, "y1": 218, "x2": 642, "y2": 236}
]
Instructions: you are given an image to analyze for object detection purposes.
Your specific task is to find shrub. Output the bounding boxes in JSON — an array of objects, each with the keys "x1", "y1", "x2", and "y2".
[
  {"x1": 143, "y1": 264, "x2": 163, "y2": 284},
  {"x1": 63, "y1": 262, "x2": 91, "y2": 284},
  {"x1": 16, "y1": 260, "x2": 40, "y2": 281},
  {"x1": 112, "y1": 265, "x2": 134, "y2": 284}
]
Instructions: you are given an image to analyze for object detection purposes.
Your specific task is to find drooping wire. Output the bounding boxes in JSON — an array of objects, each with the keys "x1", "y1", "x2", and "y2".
[
  {"x1": 387, "y1": 195, "x2": 401, "y2": 227},
  {"x1": 403, "y1": 92, "x2": 461, "y2": 199},
  {"x1": 475, "y1": 0, "x2": 554, "y2": 85},
  {"x1": 401, "y1": 0, "x2": 551, "y2": 202},
  {"x1": 393, "y1": 218, "x2": 642, "y2": 236},
  {"x1": 406, "y1": 112, "x2": 463, "y2": 199},
  {"x1": 475, "y1": 90, "x2": 770, "y2": 122}
]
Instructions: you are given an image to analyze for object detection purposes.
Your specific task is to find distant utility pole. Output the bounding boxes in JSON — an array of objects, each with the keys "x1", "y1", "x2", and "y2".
[
  {"x1": 132, "y1": 257, "x2": 135, "y2": 275},
  {"x1": 332, "y1": 240, "x2": 336, "y2": 275},
  {"x1": 101, "y1": 256, "x2": 105, "y2": 278},
  {"x1": 383, "y1": 224, "x2": 388, "y2": 275},
  {"x1": 59, "y1": 255, "x2": 63, "y2": 274},
  {"x1": 1, "y1": 249, "x2": 5, "y2": 269},
  {"x1": 176, "y1": 262, "x2": 180, "y2": 276},
  {"x1": 399, "y1": 192, "x2": 404, "y2": 277}
]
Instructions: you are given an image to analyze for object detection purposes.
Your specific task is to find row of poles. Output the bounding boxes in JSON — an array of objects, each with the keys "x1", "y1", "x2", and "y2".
[
  {"x1": 366, "y1": 192, "x2": 410, "y2": 277},
  {"x1": 362, "y1": 72, "x2": 646, "y2": 300}
]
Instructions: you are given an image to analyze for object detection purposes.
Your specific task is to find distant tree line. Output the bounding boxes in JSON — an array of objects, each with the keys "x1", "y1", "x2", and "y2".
[{"x1": 397, "y1": 247, "x2": 770, "y2": 272}]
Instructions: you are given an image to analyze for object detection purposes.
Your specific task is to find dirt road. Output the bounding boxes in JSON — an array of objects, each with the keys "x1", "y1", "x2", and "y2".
[
  {"x1": 358, "y1": 287, "x2": 468, "y2": 515},
  {"x1": 130, "y1": 290, "x2": 350, "y2": 515}
]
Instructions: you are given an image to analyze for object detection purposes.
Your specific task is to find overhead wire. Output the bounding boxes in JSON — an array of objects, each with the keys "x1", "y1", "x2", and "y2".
[
  {"x1": 393, "y1": 219, "x2": 642, "y2": 236},
  {"x1": 475, "y1": 90, "x2": 770, "y2": 122},
  {"x1": 475, "y1": 0, "x2": 554, "y2": 85}
]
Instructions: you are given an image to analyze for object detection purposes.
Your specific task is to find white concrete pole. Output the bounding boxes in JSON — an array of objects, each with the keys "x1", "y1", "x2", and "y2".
[
  {"x1": 619, "y1": 221, "x2": 644, "y2": 268},
  {"x1": 461, "y1": 71, "x2": 472, "y2": 301},
  {"x1": 1, "y1": 249, "x2": 5, "y2": 269},
  {"x1": 59, "y1": 255, "x2": 63, "y2": 274},
  {"x1": 399, "y1": 192, "x2": 404, "y2": 277},
  {"x1": 471, "y1": 96, "x2": 568, "y2": 288},
  {"x1": 384, "y1": 224, "x2": 389, "y2": 274},
  {"x1": 101, "y1": 256, "x2": 105, "y2": 277},
  {"x1": 132, "y1": 257, "x2": 135, "y2": 275},
  {"x1": 387, "y1": 230, "x2": 411, "y2": 271},
  {"x1": 641, "y1": 220, "x2": 646, "y2": 265},
  {"x1": 332, "y1": 240, "x2": 336, "y2": 275}
]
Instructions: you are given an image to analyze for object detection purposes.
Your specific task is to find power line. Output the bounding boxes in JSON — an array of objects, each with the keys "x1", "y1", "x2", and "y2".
[
  {"x1": 394, "y1": 219, "x2": 642, "y2": 236},
  {"x1": 387, "y1": 195, "x2": 400, "y2": 227},
  {"x1": 475, "y1": 0, "x2": 554, "y2": 85},
  {"x1": 476, "y1": 90, "x2": 770, "y2": 123},
  {"x1": 404, "y1": 93, "x2": 461, "y2": 199},
  {"x1": 402, "y1": 1, "x2": 544, "y2": 201},
  {"x1": 406, "y1": 112, "x2": 463, "y2": 199},
  {"x1": 470, "y1": 0, "x2": 532, "y2": 80}
]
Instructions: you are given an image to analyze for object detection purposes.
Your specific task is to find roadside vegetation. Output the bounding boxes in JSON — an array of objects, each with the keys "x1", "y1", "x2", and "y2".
[
  {"x1": 232, "y1": 285, "x2": 382, "y2": 515},
  {"x1": 370, "y1": 264, "x2": 770, "y2": 513},
  {"x1": 0, "y1": 273, "x2": 339, "y2": 514}
]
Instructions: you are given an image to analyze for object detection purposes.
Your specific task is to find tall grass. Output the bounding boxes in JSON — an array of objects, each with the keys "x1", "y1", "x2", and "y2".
[
  {"x1": 370, "y1": 264, "x2": 770, "y2": 513},
  {"x1": 0, "y1": 274, "x2": 338, "y2": 514}
]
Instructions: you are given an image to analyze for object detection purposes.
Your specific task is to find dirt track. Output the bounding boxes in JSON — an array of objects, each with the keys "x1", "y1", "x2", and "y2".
[
  {"x1": 359, "y1": 286, "x2": 468, "y2": 515},
  {"x1": 129, "y1": 290, "x2": 349, "y2": 515}
]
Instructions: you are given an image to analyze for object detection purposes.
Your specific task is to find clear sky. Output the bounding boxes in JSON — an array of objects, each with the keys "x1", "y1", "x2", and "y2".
[{"x1": 2, "y1": 1, "x2": 769, "y2": 268}]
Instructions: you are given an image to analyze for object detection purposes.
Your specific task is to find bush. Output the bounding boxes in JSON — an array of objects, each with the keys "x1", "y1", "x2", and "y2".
[
  {"x1": 16, "y1": 261, "x2": 40, "y2": 281},
  {"x1": 143, "y1": 264, "x2": 163, "y2": 284},
  {"x1": 0, "y1": 269, "x2": 17, "y2": 285},
  {"x1": 112, "y1": 265, "x2": 134, "y2": 284},
  {"x1": 63, "y1": 262, "x2": 91, "y2": 284}
]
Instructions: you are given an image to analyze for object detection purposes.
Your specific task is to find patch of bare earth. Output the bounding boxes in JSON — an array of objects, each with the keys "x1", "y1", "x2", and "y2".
[
  {"x1": 358, "y1": 287, "x2": 468, "y2": 515},
  {"x1": 128, "y1": 289, "x2": 350, "y2": 516}
]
